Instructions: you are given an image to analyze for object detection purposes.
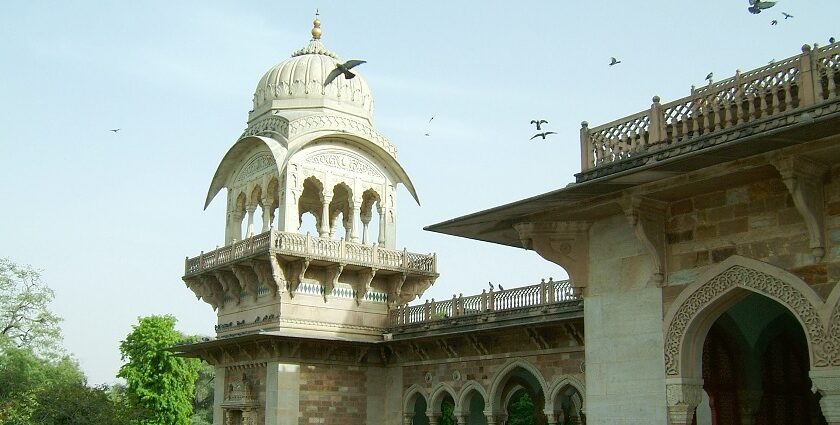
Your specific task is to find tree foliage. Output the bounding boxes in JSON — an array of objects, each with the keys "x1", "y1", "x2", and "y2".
[
  {"x1": 0, "y1": 336, "x2": 146, "y2": 425},
  {"x1": 118, "y1": 315, "x2": 200, "y2": 425},
  {"x1": 507, "y1": 391, "x2": 535, "y2": 425},
  {"x1": 190, "y1": 361, "x2": 214, "y2": 425},
  {"x1": 0, "y1": 258, "x2": 62, "y2": 356}
]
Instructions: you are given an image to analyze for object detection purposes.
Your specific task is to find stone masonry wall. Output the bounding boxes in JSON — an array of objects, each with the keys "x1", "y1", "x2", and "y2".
[
  {"x1": 666, "y1": 166, "x2": 840, "y2": 300},
  {"x1": 298, "y1": 363, "x2": 367, "y2": 425}
]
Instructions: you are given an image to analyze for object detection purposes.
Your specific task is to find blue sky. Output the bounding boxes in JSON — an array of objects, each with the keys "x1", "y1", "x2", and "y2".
[{"x1": 1, "y1": 1, "x2": 836, "y2": 384}]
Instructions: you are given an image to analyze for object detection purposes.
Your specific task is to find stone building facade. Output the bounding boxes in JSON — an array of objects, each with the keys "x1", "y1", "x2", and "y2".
[{"x1": 177, "y1": 15, "x2": 840, "y2": 425}]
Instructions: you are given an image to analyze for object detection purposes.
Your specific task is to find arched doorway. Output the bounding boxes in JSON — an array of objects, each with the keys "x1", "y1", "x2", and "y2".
[
  {"x1": 664, "y1": 257, "x2": 831, "y2": 425},
  {"x1": 490, "y1": 361, "x2": 548, "y2": 425},
  {"x1": 456, "y1": 383, "x2": 488, "y2": 425}
]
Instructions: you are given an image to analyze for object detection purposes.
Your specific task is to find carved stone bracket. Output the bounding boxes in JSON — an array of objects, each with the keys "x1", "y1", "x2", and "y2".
[
  {"x1": 525, "y1": 327, "x2": 549, "y2": 350},
  {"x1": 388, "y1": 273, "x2": 408, "y2": 306},
  {"x1": 514, "y1": 221, "x2": 591, "y2": 292},
  {"x1": 665, "y1": 378, "x2": 703, "y2": 425},
  {"x1": 232, "y1": 265, "x2": 260, "y2": 302},
  {"x1": 214, "y1": 270, "x2": 241, "y2": 305},
  {"x1": 197, "y1": 275, "x2": 225, "y2": 310},
  {"x1": 279, "y1": 257, "x2": 311, "y2": 297},
  {"x1": 773, "y1": 155, "x2": 829, "y2": 262},
  {"x1": 268, "y1": 254, "x2": 286, "y2": 296},
  {"x1": 436, "y1": 339, "x2": 458, "y2": 358},
  {"x1": 354, "y1": 268, "x2": 377, "y2": 305},
  {"x1": 467, "y1": 334, "x2": 489, "y2": 356},
  {"x1": 249, "y1": 260, "x2": 278, "y2": 298},
  {"x1": 620, "y1": 195, "x2": 667, "y2": 286},
  {"x1": 323, "y1": 263, "x2": 345, "y2": 302}
]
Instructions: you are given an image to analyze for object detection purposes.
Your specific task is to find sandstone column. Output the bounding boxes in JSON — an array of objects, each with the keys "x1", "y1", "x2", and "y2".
[
  {"x1": 319, "y1": 196, "x2": 332, "y2": 237},
  {"x1": 666, "y1": 378, "x2": 702, "y2": 425},
  {"x1": 811, "y1": 368, "x2": 840, "y2": 424}
]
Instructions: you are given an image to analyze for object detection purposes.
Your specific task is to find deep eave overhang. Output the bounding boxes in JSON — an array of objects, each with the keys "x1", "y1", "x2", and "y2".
[{"x1": 425, "y1": 102, "x2": 840, "y2": 249}]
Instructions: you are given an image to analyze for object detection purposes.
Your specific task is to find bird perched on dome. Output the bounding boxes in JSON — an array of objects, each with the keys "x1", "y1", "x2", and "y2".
[{"x1": 324, "y1": 60, "x2": 367, "y2": 86}]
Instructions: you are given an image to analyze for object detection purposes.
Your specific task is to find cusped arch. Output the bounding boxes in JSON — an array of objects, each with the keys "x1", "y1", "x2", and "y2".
[
  {"x1": 281, "y1": 132, "x2": 420, "y2": 205},
  {"x1": 403, "y1": 384, "x2": 429, "y2": 413},
  {"x1": 663, "y1": 255, "x2": 831, "y2": 379},
  {"x1": 487, "y1": 358, "x2": 549, "y2": 413},
  {"x1": 455, "y1": 380, "x2": 488, "y2": 415},
  {"x1": 427, "y1": 383, "x2": 457, "y2": 416},
  {"x1": 204, "y1": 136, "x2": 287, "y2": 210},
  {"x1": 546, "y1": 375, "x2": 586, "y2": 413}
]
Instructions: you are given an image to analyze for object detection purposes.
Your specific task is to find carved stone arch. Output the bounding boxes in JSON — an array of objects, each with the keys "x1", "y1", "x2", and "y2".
[
  {"x1": 455, "y1": 380, "x2": 488, "y2": 417},
  {"x1": 427, "y1": 383, "x2": 457, "y2": 417},
  {"x1": 403, "y1": 384, "x2": 429, "y2": 413},
  {"x1": 249, "y1": 184, "x2": 263, "y2": 208},
  {"x1": 546, "y1": 375, "x2": 586, "y2": 413},
  {"x1": 205, "y1": 136, "x2": 286, "y2": 210},
  {"x1": 487, "y1": 358, "x2": 549, "y2": 414},
  {"x1": 663, "y1": 255, "x2": 831, "y2": 381}
]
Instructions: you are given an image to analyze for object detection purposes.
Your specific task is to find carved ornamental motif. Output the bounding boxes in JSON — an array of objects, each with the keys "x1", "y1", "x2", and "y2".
[
  {"x1": 235, "y1": 153, "x2": 275, "y2": 184},
  {"x1": 288, "y1": 115, "x2": 397, "y2": 157},
  {"x1": 664, "y1": 265, "x2": 834, "y2": 376},
  {"x1": 241, "y1": 116, "x2": 289, "y2": 138},
  {"x1": 305, "y1": 150, "x2": 384, "y2": 178}
]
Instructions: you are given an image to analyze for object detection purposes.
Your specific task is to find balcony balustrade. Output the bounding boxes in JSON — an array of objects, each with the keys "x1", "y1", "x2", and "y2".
[{"x1": 579, "y1": 42, "x2": 840, "y2": 180}]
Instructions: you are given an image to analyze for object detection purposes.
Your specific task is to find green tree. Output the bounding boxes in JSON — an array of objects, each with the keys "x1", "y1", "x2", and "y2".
[
  {"x1": 507, "y1": 391, "x2": 535, "y2": 425},
  {"x1": 190, "y1": 361, "x2": 214, "y2": 425},
  {"x1": 0, "y1": 259, "x2": 62, "y2": 356},
  {"x1": 118, "y1": 315, "x2": 200, "y2": 425},
  {"x1": 439, "y1": 398, "x2": 456, "y2": 425}
]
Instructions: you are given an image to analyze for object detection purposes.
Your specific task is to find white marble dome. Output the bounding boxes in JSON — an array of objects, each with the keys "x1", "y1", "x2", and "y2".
[{"x1": 252, "y1": 38, "x2": 374, "y2": 119}]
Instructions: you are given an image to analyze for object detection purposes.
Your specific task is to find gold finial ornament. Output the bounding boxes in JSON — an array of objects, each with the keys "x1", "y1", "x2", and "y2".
[{"x1": 311, "y1": 10, "x2": 322, "y2": 40}]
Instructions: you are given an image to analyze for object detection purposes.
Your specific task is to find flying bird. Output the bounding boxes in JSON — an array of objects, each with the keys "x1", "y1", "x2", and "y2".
[
  {"x1": 323, "y1": 60, "x2": 367, "y2": 86},
  {"x1": 770, "y1": 19, "x2": 778, "y2": 25},
  {"x1": 108, "y1": 129, "x2": 120, "y2": 133},
  {"x1": 424, "y1": 133, "x2": 430, "y2": 137},
  {"x1": 782, "y1": 12, "x2": 793, "y2": 19},
  {"x1": 488, "y1": 282, "x2": 494, "y2": 291},
  {"x1": 530, "y1": 119, "x2": 548, "y2": 130},
  {"x1": 429, "y1": 115, "x2": 435, "y2": 123},
  {"x1": 748, "y1": 0, "x2": 776, "y2": 14},
  {"x1": 609, "y1": 57, "x2": 621, "y2": 66},
  {"x1": 530, "y1": 131, "x2": 557, "y2": 140},
  {"x1": 705, "y1": 72, "x2": 714, "y2": 82}
]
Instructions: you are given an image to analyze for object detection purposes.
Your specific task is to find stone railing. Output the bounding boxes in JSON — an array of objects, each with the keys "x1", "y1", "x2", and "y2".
[
  {"x1": 185, "y1": 230, "x2": 436, "y2": 276},
  {"x1": 580, "y1": 42, "x2": 840, "y2": 173},
  {"x1": 389, "y1": 278, "x2": 580, "y2": 326}
]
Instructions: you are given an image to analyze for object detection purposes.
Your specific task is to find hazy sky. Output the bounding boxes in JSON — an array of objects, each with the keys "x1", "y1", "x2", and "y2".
[{"x1": 1, "y1": 1, "x2": 836, "y2": 384}]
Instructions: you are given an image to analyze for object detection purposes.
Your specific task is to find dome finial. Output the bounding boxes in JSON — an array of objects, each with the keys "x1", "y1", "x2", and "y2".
[{"x1": 311, "y1": 9, "x2": 322, "y2": 40}]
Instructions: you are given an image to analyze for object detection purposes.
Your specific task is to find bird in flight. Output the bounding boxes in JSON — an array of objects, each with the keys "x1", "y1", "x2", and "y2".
[
  {"x1": 705, "y1": 72, "x2": 714, "y2": 82},
  {"x1": 770, "y1": 19, "x2": 778, "y2": 25},
  {"x1": 424, "y1": 133, "x2": 430, "y2": 137},
  {"x1": 782, "y1": 12, "x2": 793, "y2": 19},
  {"x1": 530, "y1": 131, "x2": 557, "y2": 140},
  {"x1": 429, "y1": 115, "x2": 435, "y2": 123},
  {"x1": 748, "y1": 0, "x2": 776, "y2": 14},
  {"x1": 609, "y1": 57, "x2": 621, "y2": 66},
  {"x1": 108, "y1": 128, "x2": 120, "y2": 133},
  {"x1": 323, "y1": 60, "x2": 367, "y2": 86},
  {"x1": 530, "y1": 119, "x2": 548, "y2": 130}
]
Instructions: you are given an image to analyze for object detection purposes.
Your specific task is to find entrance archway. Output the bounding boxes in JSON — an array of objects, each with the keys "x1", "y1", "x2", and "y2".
[
  {"x1": 663, "y1": 256, "x2": 833, "y2": 425},
  {"x1": 489, "y1": 360, "x2": 549, "y2": 425}
]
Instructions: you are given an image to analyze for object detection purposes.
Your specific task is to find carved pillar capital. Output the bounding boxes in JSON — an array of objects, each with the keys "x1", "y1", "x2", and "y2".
[
  {"x1": 514, "y1": 221, "x2": 591, "y2": 292},
  {"x1": 810, "y1": 369, "x2": 840, "y2": 423},
  {"x1": 620, "y1": 195, "x2": 667, "y2": 286},
  {"x1": 773, "y1": 155, "x2": 829, "y2": 262},
  {"x1": 666, "y1": 378, "x2": 703, "y2": 425}
]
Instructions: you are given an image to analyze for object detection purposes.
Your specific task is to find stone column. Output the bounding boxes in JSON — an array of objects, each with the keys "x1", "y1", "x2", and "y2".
[
  {"x1": 245, "y1": 204, "x2": 256, "y2": 238},
  {"x1": 361, "y1": 212, "x2": 371, "y2": 244},
  {"x1": 811, "y1": 368, "x2": 840, "y2": 424},
  {"x1": 666, "y1": 378, "x2": 703, "y2": 425},
  {"x1": 265, "y1": 362, "x2": 300, "y2": 425},
  {"x1": 319, "y1": 196, "x2": 332, "y2": 237},
  {"x1": 349, "y1": 202, "x2": 361, "y2": 243},
  {"x1": 378, "y1": 208, "x2": 387, "y2": 246},
  {"x1": 403, "y1": 414, "x2": 413, "y2": 425},
  {"x1": 261, "y1": 197, "x2": 273, "y2": 232},
  {"x1": 213, "y1": 366, "x2": 225, "y2": 425},
  {"x1": 544, "y1": 412, "x2": 559, "y2": 425}
]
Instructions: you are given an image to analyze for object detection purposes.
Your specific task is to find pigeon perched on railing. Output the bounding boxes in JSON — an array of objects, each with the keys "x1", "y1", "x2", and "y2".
[
  {"x1": 324, "y1": 60, "x2": 367, "y2": 86},
  {"x1": 488, "y1": 282, "x2": 494, "y2": 291}
]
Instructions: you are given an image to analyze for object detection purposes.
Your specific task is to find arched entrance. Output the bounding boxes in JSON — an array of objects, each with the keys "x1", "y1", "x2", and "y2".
[
  {"x1": 489, "y1": 360, "x2": 549, "y2": 425},
  {"x1": 663, "y1": 256, "x2": 835, "y2": 425}
]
